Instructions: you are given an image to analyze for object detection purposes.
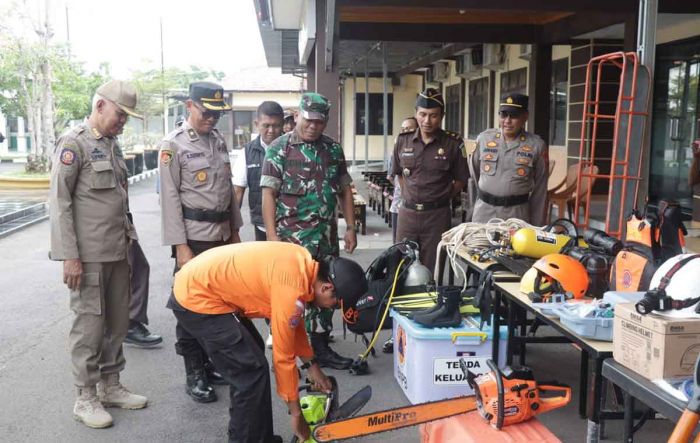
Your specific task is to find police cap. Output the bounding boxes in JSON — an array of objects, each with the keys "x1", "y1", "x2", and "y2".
[
  {"x1": 416, "y1": 88, "x2": 444, "y2": 109},
  {"x1": 189, "y1": 82, "x2": 232, "y2": 111},
  {"x1": 499, "y1": 93, "x2": 529, "y2": 114}
]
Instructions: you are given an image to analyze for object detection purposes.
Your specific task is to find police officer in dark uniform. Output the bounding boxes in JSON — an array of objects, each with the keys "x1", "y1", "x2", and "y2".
[{"x1": 391, "y1": 88, "x2": 468, "y2": 272}]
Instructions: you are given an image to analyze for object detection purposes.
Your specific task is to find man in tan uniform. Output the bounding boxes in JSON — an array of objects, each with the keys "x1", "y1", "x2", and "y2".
[
  {"x1": 392, "y1": 88, "x2": 468, "y2": 272},
  {"x1": 159, "y1": 82, "x2": 243, "y2": 403},
  {"x1": 470, "y1": 94, "x2": 548, "y2": 226},
  {"x1": 49, "y1": 80, "x2": 147, "y2": 429}
]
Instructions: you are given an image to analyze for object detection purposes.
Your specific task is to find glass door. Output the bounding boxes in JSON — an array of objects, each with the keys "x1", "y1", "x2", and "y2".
[{"x1": 650, "y1": 39, "x2": 700, "y2": 212}]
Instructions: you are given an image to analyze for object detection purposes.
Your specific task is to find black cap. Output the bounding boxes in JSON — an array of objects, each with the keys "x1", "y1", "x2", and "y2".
[
  {"x1": 328, "y1": 257, "x2": 368, "y2": 308},
  {"x1": 499, "y1": 93, "x2": 529, "y2": 114},
  {"x1": 189, "y1": 82, "x2": 232, "y2": 111},
  {"x1": 416, "y1": 88, "x2": 444, "y2": 109}
]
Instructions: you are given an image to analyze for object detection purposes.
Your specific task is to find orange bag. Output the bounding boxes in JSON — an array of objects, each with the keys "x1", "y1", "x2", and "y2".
[{"x1": 420, "y1": 411, "x2": 561, "y2": 443}]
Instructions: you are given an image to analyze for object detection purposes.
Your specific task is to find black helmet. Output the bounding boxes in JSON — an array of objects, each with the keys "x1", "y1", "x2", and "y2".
[{"x1": 328, "y1": 257, "x2": 368, "y2": 308}]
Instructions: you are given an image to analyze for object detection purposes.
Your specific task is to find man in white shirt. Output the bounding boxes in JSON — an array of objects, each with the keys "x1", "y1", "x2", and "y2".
[{"x1": 232, "y1": 101, "x2": 284, "y2": 240}]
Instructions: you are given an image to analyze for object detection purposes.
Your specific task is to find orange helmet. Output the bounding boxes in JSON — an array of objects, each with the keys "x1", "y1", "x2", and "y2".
[{"x1": 532, "y1": 254, "x2": 589, "y2": 299}]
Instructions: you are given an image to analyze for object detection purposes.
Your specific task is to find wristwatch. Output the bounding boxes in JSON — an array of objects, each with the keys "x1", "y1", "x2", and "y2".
[{"x1": 300, "y1": 358, "x2": 317, "y2": 370}]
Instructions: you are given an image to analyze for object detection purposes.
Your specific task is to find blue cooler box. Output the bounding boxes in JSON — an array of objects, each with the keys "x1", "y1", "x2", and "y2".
[{"x1": 391, "y1": 310, "x2": 507, "y2": 404}]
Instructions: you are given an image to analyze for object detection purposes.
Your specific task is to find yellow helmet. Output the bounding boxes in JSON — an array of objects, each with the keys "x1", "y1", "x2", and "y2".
[{"x1": 520, "y1": 267, "x2": 553, "y2": 297}]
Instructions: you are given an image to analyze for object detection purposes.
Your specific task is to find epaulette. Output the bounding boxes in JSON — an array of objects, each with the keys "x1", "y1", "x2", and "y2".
[
  {"x1": 163, "y1": 126, "x2": 185, "y2": 142},
  {"x1": 72, "y1": 125, "x2": 86, "y2": 135},
  {"x1": 397, "y1": 131, "x2": 413, "y2": 138},
  {"x1": 320, "y1": 134, "x2": 339, "y2": 146},
  {"x1": 444, "y1": 130, "x2": 463, "y2": 141}
]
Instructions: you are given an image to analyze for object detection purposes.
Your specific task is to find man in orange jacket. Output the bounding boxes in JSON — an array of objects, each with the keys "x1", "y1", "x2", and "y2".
[{"x1": 169, "y1": 242, "x2": 367, "y2": 443}]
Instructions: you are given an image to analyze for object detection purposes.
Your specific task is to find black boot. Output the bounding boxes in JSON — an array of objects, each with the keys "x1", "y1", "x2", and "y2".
[
  {"x1": 204, "y1": 359, "x2": 227, "y2": 385},
  {"x1": 413, "y1": 287, "x2": 462, "y2": 328},
  {"x1": 183, "y1": 353, "x2": 217, "y2": 403},
  {"x1": 408, "y1": 290, "x2": 445, "y2": 319},
  {"x1": 310, "y1": 332, "x2": 353, "y2": 370},
  {"x1": 124, "y1": 321, "x2": 163, "y2": 348}
]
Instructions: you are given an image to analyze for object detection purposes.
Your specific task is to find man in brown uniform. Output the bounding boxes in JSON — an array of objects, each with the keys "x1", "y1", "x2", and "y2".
[
  {"x1": 392, "y1": 88, "x2": 468, "y2": 272},
  {"x1": 159, "y1": 82, "x2": 244, "y2": 403},
  {"x1": 470, "y1": 94, "x2": 548, "y2": 226},
  {"x1": 49, "y1": 80, "x2": 148, "y2": 429}
]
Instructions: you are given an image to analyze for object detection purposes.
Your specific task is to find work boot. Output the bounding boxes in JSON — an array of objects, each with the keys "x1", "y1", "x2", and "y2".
[
  {"x1": 310, "y1": 332, "x2": 353, "y2": 370},
  {"x1": 124, "y1": 321, "x2": 163, "y2": 348},
  {"x1": 98, "y1": 373, "x2": 148, "y2": 409},
  {"x1": 183, "y1": 353, "x2": 217, "y2": 403},
  {"x1": 204, "y1": 359, "x2": 227, "y2": 386},
  {"x1": 265, "y1": 334, "x2": 273, "y2": 349},
  {"x1": 413, "y1": 287, "x2": 462, "y2": 328},
  {"x1": 73, "y1": 386, "x2": 113, "y2": 429}
]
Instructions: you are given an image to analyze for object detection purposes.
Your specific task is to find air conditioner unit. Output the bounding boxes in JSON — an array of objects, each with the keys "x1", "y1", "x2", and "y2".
[
  {"x1": 431, "y1": 62, "x2": 449, "y2": 82},
  {"x1": 519, "y1": 44, "x2": 532, "y2": 61},
  {"x1": 482, "y1": 44, "x2": 504, "y2": 71},
  {"x1": 456, "y1": 52, "x2": 483, "y2": 79}
]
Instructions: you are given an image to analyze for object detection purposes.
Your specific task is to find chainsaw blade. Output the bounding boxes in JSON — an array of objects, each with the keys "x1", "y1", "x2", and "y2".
[
  {"x1": 327, "y1": 385, "x2": 372, "y2": 421},
  {"x1": 313, "y1": 395, "x2": 477, "y2": 442}
]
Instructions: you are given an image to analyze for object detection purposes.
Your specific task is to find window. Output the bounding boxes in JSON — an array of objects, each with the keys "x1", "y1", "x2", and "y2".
[
  {"x1": 468, "y1": 77, "x2": 489, "y2": 139},
  {"x1": 355, "y1": 93, "x2": 393, "y2": 135},
  {"x1": 500, "y1": 68, "x2": 527, "y2": 96},
  {"x1": 550, "y1": 58, "x2": 569, "y2": 146},
  {"x1": 232, "y1": 110, "x2": 254, "y2": 148},
  {"x1": 445, "y1": 84, "x2": 463, "y2": 134}
]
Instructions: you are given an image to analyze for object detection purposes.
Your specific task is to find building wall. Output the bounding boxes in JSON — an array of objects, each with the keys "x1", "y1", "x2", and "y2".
[{"x1": 341, "y1": 74, "x2": 422, "y2": 166}]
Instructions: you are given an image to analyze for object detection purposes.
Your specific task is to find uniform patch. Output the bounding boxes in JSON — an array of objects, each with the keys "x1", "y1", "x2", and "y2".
[
  {"x1": 437, "y1": 148, "x2": 445, "y2": 155},
  {"x1": 483, "y1": 164, "x2": 492, "y2": 172},
  {"x1": 289, "y1": 299, "x2": 305, "y2": 329},
  {"x1": 485, "y1": 154, "x2": 494, "y2": 161},
  {"x1": 521, "y1": 145, "x2": 533, "y2": 152},
  {"x1": 60, "y1": 148, "x2": 76, "y2": 165},
  {"x1": 187, "y1": 128, "x2": 199, "y2": 141},
  {"x1": 196, "y1": 171, "x2": 207, "y2": 182},
  {"x1": 160, "y1": 150, "x2": 174, "y2": 166},
  {"x1": 486, "y1": 141, "x2": 498, "y2": 147},
  {"x1": 90, "y1": 147, "x2": 106, "y2": 161},
  {"x1": 517, "y1": 167, "x2": 527, "y2": 176},
  {"x1": 517, "y1": 157, "x2": 530, "y2": 164}
]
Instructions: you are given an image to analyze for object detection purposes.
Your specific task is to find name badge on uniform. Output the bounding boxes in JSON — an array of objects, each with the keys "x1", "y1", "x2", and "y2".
[
  {"x1": 247, "y1": 163, "x2": 261, "y2": 169},
  {"x1": 90, "y1": 147, "x2": 106, "y2": 160},
  {"x1": 186, "y1": 152, "x2": 205, "y2": 159}
]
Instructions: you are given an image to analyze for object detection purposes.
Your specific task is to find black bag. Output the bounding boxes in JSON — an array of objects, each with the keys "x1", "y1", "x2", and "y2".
[{"x1": 342, "y1": 242, "x2": 418, "y2": 335}]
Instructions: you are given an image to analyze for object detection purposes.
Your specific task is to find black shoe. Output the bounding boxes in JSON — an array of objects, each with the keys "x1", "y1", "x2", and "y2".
[
  {"x1": 382, "y1": 338, "x2": 394, "y2": 354},
  {"x1": 124, "y1": 321, "x2": 163, "y2": 348},
  {"x1": 204, "y1": 359, "x2": 227, "y2": 385},
  {"x1": 310, "y1": 332, "x2": 353, "y2": 370},
  {"x1": 183, "y1": 354, "x2": 217, "y2": 403}
]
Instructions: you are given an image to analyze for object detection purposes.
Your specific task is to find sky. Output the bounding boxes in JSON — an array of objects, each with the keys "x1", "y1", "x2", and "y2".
[{"x1": 3, "y1": 0, "x2": 268, "y2": 78}]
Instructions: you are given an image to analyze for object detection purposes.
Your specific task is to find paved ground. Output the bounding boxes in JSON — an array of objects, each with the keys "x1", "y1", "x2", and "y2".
[{"x1": 0, "y1": 172, "x2": 675, "y2": 442}]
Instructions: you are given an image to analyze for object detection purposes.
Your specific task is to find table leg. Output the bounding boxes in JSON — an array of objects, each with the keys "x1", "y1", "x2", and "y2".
[
  {"x1": 623, "y1": 392, "x2": 634, "y2": 443},
  {"x1": 506, "y1": 298, "x2": 516, "y2": 366},
  {"x1": 492, "y1": 288, "x2": 502, "y2": 363},
  {"x1": 579, "y1": 350, "x2": 589, "y2": 418},
  {"x1": 585, "y1": 356, "x2": 605, "y2": 442}
]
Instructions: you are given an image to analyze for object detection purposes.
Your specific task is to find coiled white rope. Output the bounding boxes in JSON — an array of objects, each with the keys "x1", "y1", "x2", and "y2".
[{"x1": 434, "y1": 218, "x2": 537, "y2": 290}]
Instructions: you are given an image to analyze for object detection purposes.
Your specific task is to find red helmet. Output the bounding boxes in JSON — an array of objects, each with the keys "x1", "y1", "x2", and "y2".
[{"x1": 532, "y1": 254, "x2": 589, "y2": 299}]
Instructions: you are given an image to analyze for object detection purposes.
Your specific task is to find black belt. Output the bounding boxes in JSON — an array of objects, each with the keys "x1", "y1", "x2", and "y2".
[
  {"x1": 477, "y1": 189, "x2": 529, "y2": 207},
  {"x1": 182, "y1": 206, "x2": 231, "y2": 223},
  {"x1": 403, "y1": 199, "x2": 450, "y2": 212}
]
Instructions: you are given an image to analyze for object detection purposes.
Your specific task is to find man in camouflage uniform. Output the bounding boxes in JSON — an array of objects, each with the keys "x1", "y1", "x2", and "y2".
[
  {"x1": 261, "y1": 92, "x2": 357, "y2": 369},
  {"x1": 49, "y1": 80, "x2": 147, "y2": 428},
  {"x1": 469, "y1": 94, "x2": 548, "y2": 226},
  {"x1": 159, "y1": 82, "x2": 243, "y2": 404}
]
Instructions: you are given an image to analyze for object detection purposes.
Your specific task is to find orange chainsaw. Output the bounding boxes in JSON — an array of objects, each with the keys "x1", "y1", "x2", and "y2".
[
  {"x1": 312, "y1": 358, "x2": 571, "y2": 441},
  {"x1": 465, "y1": 359, "x2": 572, "y2": 429}
]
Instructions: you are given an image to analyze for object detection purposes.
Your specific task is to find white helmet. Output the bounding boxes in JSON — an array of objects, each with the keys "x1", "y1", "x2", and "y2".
[{"x1": 648, "y1": 253, "x2": 700, "y2": 319}]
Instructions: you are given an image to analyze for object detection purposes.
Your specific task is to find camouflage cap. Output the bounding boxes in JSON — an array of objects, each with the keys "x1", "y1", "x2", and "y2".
[{"x1": 299, "y1": 92, "x2": 330, "y2": 121}]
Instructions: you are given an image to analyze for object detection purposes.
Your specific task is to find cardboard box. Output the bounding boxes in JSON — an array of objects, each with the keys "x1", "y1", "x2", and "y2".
[{"x1": 613, "y1": 303, "x2": 700, "y2": 379}]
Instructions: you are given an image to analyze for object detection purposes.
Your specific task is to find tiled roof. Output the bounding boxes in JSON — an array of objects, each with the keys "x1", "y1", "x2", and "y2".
[{"x1": 222, "y1": 66, "x2": 304, "y2": 92}]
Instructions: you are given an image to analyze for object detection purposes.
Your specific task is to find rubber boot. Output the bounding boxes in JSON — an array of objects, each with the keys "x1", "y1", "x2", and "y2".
[
  {"x1": 310, "y1": 332, "x2": 353, "y2": 370},
  {"x1": 183, "y1": 352, "x2": 217, "y2": 403},
  {"x1": 413, "y1": 287, "x2": 462, "y2": 328},
  {"x1": 408, "y1": 290, "x2": 445, "y2": 319}
]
